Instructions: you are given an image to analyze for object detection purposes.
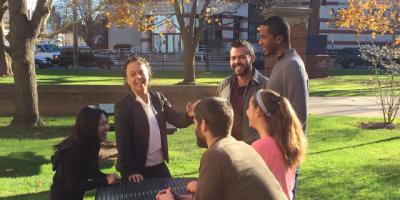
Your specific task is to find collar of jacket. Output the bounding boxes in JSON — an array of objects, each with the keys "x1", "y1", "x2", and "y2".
[{"x1": 229, "y1": 69, "x2": 264, "y2": 85}]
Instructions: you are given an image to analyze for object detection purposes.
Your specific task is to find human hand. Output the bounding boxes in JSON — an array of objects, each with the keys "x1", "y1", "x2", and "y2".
[
  {"x1": 156, "y1": 187, "x2": 175, "y2": 200},
  {"x1": 186, "y1": 181, "x2": 197, "y2": 193},
  {"x1": 186, "y1": 100, "x2": 200, "y2": 118},
  {"x1": 106, "y1": 173, "x2": 119, "y2": 185},
  {"x1": 128, "y1": 173, "x2": 144, "y2": 183},
  {"x1": 185, "y1": 102, "x2": 194, "y2": 118}
]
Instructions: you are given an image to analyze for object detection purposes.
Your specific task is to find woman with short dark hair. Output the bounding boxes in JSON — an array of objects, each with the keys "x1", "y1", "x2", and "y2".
[{"x1": 50, "y1": 106, "x2": 118, "y2": 200}]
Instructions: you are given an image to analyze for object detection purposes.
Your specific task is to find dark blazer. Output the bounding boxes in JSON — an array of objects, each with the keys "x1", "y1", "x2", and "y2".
[
  {"x1": 114, "y1": 90, "x2": 193, "y2": 177},
  {"x1": 50, "y1": 138, "x2": 107, "y2": 200}
]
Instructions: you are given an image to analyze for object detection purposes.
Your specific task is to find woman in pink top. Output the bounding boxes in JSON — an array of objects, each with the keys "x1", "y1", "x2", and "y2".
[{"x1": 246, "y1": 89, "x2": 307, "y2": 200}]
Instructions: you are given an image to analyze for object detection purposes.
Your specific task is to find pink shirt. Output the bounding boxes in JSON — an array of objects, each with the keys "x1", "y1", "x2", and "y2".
[{"x1": 252, "y1": 136, "x2": 296, "y2": 200}]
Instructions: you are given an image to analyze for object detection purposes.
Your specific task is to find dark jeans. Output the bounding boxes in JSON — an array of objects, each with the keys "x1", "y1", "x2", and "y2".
[{"x1": 122, "y1": 162, "x2": 171, "y2": 180}]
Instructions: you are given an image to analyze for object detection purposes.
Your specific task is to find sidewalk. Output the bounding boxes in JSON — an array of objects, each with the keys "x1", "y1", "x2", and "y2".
[{"x1": 309, "y1": 96, "x2": 396, "y2": 117}]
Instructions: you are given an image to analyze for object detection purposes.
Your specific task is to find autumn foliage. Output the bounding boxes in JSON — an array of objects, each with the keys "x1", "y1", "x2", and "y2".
[{"x1": 335, "y1": 0, "x2": 400, "y2": 45}]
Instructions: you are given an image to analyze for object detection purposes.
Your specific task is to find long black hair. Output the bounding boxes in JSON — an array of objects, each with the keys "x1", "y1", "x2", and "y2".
[{"x1": 55, "y1": 106, "x2": 108, "y2": 157}]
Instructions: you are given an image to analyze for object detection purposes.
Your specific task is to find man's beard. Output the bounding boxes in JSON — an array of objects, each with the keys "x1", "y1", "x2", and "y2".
[
  {"x1": 195, "y1": 124, "x2": 207, "y2": 148},
  {"x1": 232, "y1": 63, "x2": 252, "y2": 77},
  {"x1": 264, "y1": 45, "x2": 278, "y2": 57}
]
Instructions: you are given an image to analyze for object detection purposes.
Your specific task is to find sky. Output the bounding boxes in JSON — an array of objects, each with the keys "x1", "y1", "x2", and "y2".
[{"x1": 27, "y1": 0, "x2": 38, "y2": 11}]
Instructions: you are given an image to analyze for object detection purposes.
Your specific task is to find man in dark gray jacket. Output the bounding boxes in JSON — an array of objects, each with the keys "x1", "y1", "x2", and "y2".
[
  {"x1": 258, "y1": 16, "x2": 309, "y2": 200},
  {"x1": 217, "y1": 40, "x2": 268, "y2": 144}
]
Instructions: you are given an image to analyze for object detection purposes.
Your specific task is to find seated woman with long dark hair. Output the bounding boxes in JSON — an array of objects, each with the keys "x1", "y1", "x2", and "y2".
[
  {"x1": 246, "y1": 89, "x2": 307, "y2": 200},
  {"x1": 50, "y1": 106, "x2": 119, "y2": 200}
]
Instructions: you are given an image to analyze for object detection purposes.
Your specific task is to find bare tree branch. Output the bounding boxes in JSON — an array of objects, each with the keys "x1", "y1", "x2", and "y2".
[
  {"x1": 31, "y1": 0, "x2": 53, "y2": 36},
  {"x1": 188, "y1": 0, "x2": 198, "y2": 33},
  {"x1": 174, "y1": 0, "x2": 186, "y2": 38},
  {"x1": 39, "y1": 0, "x2": 106, "y2": 38},
  {"x1": 192, "y1": 0, "x2": 212, "y2": 49}
]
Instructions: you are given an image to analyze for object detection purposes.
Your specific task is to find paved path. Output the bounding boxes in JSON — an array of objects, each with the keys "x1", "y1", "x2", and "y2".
[{"x1": 309, "y1": 96, "x2": 397, "y2": 117}]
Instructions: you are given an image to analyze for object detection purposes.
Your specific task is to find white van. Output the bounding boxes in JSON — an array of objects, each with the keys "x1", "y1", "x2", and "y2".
[{"x1": 35, "y1": 44, "x2": 61, "y2": 67}]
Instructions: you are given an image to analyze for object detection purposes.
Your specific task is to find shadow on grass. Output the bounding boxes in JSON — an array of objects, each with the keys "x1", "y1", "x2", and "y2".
[
  {"x1": 308, "y1": 136, "x2": 400, "y2": 155},
  {"x1": 174, "y1": 171, "x2": 198, "y2": 177},
  {"x1": 0, "y1": 125, "x2": 72, "y2": 139},
  {"x1": 0, "y1": 191, "x2": 50, "y2": 200},
  {"x1": 0, "y1": 152, "x2": 48, "y2": 178},
  {"x1": 310, "y1": 89, "x2": 373, "y2": 97}
]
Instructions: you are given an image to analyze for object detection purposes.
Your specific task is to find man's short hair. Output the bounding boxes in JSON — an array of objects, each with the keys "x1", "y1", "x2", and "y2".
[
  {"x1": 231, "y1": 40, "x2": 255, "y2": 56},
  {"x1": 194, "y1": 97, "x2": 234, "y2": 138},
  {"x1": 260, "y1": 16, "x2": 290, "y2": 43}
]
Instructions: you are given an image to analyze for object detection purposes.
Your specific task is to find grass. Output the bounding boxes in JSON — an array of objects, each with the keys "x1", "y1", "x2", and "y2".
[
  {"x1": 0, "y1": 115, "x2": 399, "y2": 199},
  {"x1": 1, "y1": 68, "x2": 400, "y2": 97}
]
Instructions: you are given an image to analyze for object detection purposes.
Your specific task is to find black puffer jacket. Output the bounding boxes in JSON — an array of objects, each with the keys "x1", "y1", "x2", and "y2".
[{"x1": 50, "y1": 138, "x2": 107, "y2": 200}]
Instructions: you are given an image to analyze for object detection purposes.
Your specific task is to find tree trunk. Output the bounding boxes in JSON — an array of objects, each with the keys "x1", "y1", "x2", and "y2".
[
  {"x1": 0, "y1": 48, "x2": 12, "y2": 77},
  {"x1": 0, "y1": 0, "x2": 11, "y2": 77},
  {"x1": 8, "y1": 0, "x2": 42, "y2": 128},
  {"x1": 181, "y1": 38, "x2": 196, "y2": 85}
]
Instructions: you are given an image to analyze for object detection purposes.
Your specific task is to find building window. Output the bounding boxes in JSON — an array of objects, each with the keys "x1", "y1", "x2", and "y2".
[{"x1": 150, "y1": 15, "x2": 182, "y2": 53}]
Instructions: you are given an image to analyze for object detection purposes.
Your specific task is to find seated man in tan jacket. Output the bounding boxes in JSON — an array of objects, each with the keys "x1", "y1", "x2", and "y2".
[{"x1": 157, "y1": 97, "x2": 286, "y2": 200}]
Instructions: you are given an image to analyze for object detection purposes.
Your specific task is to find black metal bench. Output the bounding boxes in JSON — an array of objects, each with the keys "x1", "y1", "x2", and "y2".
[
  {"x1": 96, "y1": 103, "x2": 178, "y2": 134},
  {"x1": 95, "y1": 177, "x2": 195, "y2": 200}
]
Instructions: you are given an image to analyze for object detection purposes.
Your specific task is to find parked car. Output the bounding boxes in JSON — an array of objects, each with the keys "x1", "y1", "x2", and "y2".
[
  {"x1": 35, "y1": 43, "x2": 60, "y2": 67},
  {"x1": 58, "y1": 46, "x2": 113, "y2": 69},
  {"x1": 335, "y1": 48, "x2": 370, "y2": 68},
  {"x1": 35, "y1": 57, "x2": 50, "y2": 69}
]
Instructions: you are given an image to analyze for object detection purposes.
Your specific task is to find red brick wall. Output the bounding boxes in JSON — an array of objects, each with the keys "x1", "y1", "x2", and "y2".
[{"x1": 0, "y1": 85, "x2": 217, "y2": 116}]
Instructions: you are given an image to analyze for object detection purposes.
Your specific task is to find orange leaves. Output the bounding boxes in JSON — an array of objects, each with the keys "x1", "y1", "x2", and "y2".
[{"x1": 335, "y1": 0, "x2": 399, "y2": 44}]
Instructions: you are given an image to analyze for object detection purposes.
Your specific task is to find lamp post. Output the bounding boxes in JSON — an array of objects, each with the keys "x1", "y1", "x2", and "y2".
[{"x1": 72, "y1": 0, "x2": 78, "y2": 69}]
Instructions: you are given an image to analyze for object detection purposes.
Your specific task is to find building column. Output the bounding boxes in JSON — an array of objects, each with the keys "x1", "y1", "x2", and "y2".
[
  {"x1": 221, "y1": 15, "x2": 234, "y2": 52},
  {"x1": 141, "y1": 31, "x2": 151, "y2": 53},
  {"x1": 262, "y1": 7, "x2": 311, "y2": 76},
  {"x1": 239, "y1": 17, "x2": 248, "y2": 40}
]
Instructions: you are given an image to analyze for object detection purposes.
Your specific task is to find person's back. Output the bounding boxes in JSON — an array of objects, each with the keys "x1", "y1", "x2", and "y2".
[{"x1": 194, "y1": 137, "x2": 287, "y2": 200}]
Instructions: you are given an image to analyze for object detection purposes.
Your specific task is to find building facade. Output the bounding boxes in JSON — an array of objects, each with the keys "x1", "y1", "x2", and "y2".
[
  {"x1": 108, "y1": 1, "x2": 256, "y2": 54},
  {"x1": 319, "y1": 0, "x2": 394, "y2": 49}
]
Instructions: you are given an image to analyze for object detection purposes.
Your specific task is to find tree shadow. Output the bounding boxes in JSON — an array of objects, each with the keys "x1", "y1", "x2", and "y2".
[
  {"x1": 0, "y1": 125, "x2": 72, "y2": 139},
  {"x1": 0, "y1": 152, "x2": 48, "y2": 178},
  {"x1": 308, "y1": 136, "x2": 400, "y2": 155},
  {"x1": 173, "y1": 171, "x2": 198, "y2": 177},
  {"x1": 310, "y1": 89, "x2": 373, "y2": 97},
  {"x1": 0, "y1": 191, "x2": 50, "y2": 200}
]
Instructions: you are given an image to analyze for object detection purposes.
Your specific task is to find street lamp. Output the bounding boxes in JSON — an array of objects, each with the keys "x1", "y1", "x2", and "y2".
[{"x1": 72, "y1": 0, "x2": 78, "y2": 69}]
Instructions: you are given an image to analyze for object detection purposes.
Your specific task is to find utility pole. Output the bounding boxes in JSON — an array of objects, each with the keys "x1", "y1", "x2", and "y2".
[{"x1": 72, "y1": 0, "x2": 78, "y2": 69}]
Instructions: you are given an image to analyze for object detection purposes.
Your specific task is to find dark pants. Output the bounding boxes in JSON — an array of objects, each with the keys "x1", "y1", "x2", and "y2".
[
  {"x1": 292, "y1": 166, "x2": 300, "y2": 200},
  {"x1": 122, "y1": 162, "x2": 171, "y2": 180}
]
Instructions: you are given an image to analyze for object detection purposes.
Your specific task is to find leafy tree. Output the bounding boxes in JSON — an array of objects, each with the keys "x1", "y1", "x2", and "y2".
[
  {"x1": 335, "y1": 0, "x2": 400, "y2": 126},
  {"x1": 106, "y1": 0, "x2": 244, "y2": 84},
  {"x1": 8, "y1": 0, "x2": 53, "y2": 128}
]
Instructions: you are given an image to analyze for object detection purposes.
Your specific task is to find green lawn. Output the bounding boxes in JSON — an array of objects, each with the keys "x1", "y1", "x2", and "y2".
[
  {"x1": 1, "y1": 68, "x2": 399, "y2": 97},
  {"x1": 0, "y1": 115, "x2": 399, "y2": 199}
]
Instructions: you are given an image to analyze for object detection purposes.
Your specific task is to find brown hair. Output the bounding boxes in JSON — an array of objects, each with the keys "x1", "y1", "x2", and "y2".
[
  {"x1": 122, "y1": 56, "x2": 152, "y2": 87},
  {"x1": 251, "y1": 89, "x2": 307, "y2": 168},
  {"x1": 194, "y1": 97, "x2": 234, "y2": 138}
]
